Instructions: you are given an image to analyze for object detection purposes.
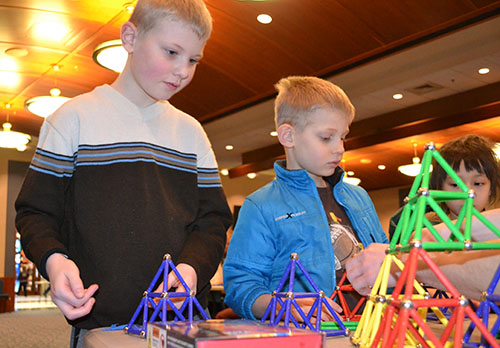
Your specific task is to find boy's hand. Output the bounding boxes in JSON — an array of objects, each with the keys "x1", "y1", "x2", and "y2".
[
  {"x1": 253, "y1": 294, "x2": 342, "y2": 323},
  {"x1": 153, "y1": 263, "x2": 197, "y2": 309},
  {"x1": 346, "y1": 243, "x2": 397, "y2": 295},
  {"x1": 46, "y1": 253, "x2": 98, "y2": 320},
  {"x1": 293, "y1": 297, "x2": 342, "y2": 323}
]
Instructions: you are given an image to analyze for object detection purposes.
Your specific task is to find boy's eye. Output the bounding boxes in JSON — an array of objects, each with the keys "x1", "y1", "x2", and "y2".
[
  {"x1": 165, "y1": 49, "x2": 177, "y2": 56},
  {"x1": 189, "y1": 58, "x2": 200, "y2": 65}
]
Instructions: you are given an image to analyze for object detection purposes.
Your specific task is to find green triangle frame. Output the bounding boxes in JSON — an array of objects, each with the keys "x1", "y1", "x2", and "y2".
[{"x1": 390, "y1": 142, "x2": 500, "y2": 254}]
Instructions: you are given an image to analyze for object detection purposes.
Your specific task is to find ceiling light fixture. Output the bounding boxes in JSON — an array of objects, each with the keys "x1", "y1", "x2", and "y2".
[
  {"x1": 378, "y1": 164, "x2": 386, "y2": 170},
  {"x1": 478, "y1": 67, "x2": 490, "y2": 75},
  {"x1": 220, "y1": 169, "x2": 229, "y2": 176},
  {"x1": 0, "y1": 106, "x2": 31, "y2": 151},
  {"x1": 494, "y1": 143, "x2": 500, "y2": 159},
  {"x1": 270, "y1": 131, "x2": 278, "y2": 137},
  {"x1": 225, "y1": 145, "x2": 234, "y2": 150},
  {"x1": 25, "y1": 87, "x2": 70, "y2": 118},
  {"x1": 92, "y1": 39, "x2": 128, "y2": 73},
  {"x1": 342, "y1": 160, "x2": 361, "y2": 186},
  {"x1": 398, "y1": 143, "x2": 433, "y2": 177},
  {"x1": 25, "y1": 64, "x2": 71, "y2": 118},
  {"x1": 247, "y1": 173, "x2": 257, "y2": 179},
  {"x1": 393, "y1": 93, "x2": 403, "y2": 100},
  {"x1": 257, "y1": 14, "x2": 272, "y2": 24}
]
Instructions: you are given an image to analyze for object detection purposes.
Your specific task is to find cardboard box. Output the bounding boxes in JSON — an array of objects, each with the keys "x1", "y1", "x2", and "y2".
[{"x1": 147, "y1": 319, "x2": 324, "y2": 348}]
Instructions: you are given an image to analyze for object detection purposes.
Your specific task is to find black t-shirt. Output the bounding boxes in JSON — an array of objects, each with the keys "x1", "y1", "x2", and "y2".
[{"x1": 317, "y1": 183, "x2": 364, "y2": 310}]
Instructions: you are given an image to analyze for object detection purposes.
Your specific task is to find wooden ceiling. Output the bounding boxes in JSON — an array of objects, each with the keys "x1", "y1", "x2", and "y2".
[{"x1": 1, "y1": 0, "x2": 500, "y2": 191}]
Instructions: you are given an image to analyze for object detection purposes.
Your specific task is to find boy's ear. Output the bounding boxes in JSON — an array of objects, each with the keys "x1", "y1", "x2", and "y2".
[
  {"x1": 277, "y1": 123, "x2": 295, "y2": 148},
  {"x1": 121, "y1": 21, "x2": 138, "y2": 53}
]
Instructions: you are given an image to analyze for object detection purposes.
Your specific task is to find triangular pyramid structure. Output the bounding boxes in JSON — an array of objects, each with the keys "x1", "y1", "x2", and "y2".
[
  {"x1": 125, "y1": 254, "x2": 209, "y2": 337},
  {"x1": 261, "y1": 253, "x2": 349, "y2": 337},
  {"x1": 330, "y1": 271, "x2": 365, "y2": 322},
  {"x1": 350, "y1": 253, "x2": 449, "y2": 347},
  {"x1": 463, "y1": 263, "x2": 500, "y2": 347},
  {"x1": 353, "y1": 142, "x2": 500, "y2": 348}
]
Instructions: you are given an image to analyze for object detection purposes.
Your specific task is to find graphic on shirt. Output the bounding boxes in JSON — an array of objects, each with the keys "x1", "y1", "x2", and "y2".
[{"x1": 329, "y1": 212, "x2": 361, "y2": 271}]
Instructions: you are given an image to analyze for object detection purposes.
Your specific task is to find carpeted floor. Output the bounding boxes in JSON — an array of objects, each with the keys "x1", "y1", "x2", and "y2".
[{"x1": 0, "y1": 308, "x2": 71, "y2": 348}]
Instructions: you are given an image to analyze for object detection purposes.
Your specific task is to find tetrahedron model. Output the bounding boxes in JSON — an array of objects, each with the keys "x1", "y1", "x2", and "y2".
[
  {"x1": 330, "y1": 271, "x2": 365, "y2": 322},
  {"x1": 352, "y1": 142, "x2": 500, "y2": 348},
  {"x1": 125, "y1": 254, "x2": 209, "y2": 337},
  {"x1": 261, "y1": 253, "x2": 349, "y2": 337},
  {"x1": 463, "y1": 263, "x2": 500, "y2": 347}
]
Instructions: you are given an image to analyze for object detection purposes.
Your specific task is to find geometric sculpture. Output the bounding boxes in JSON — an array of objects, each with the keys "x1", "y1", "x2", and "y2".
[
  {"x1": 463, "y1": 263, "x2": 500, "y2": 347},
  {"x1": 125, "y1": 254, "x2": 209, "y2": 337},
  {"x1": 261, "y1": 253, "x2": 349, "y2": 337},
  {"x1": 330, "y1": 271, "x2": 365, "y2": 322},
  {"x1": 352, "y1": 143, "x2": 500, "y2": 348}
]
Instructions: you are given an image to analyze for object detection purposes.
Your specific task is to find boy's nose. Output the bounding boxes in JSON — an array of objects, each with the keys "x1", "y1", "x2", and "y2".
[
  {"x1": 174, "y1": 62, "x2": 190, "y2": 80},
  {"x1": 332, "y1": 140, "x2": 344, "y2": 154}
]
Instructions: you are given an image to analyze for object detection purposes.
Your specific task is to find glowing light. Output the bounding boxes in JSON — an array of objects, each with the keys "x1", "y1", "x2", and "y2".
[
  {"x1": 378, "y1": 165, "x2": 386, "y2": 170},
  {"x1": 25, "y1": 88, "x2": 71, "y2": 118},
  {"x1": 494, "y1": 143, "x2": 500, "y2": 159},
  {"x1": 270, "y1": 131, "x2": 278, "y2": 137},
  {"x1": 0, "y1": 122, "x2": 31, "y2": 151},
  {"x1": 0, "y1": 57, "x2": 20, "y2": 87},
  {"x1": 220, "y1": 169, "x2": 229, "y2": 176},
  {"x1": 247, "y1": 173, "x2": 257, "y2": 179},
  {"x1": 92, "y1": 40, "x2": 128, "y2": 73},
  {"x1": 0, "y1": 71, "x2": 20, "y2": 88},
  {"x1": 393, "y1": 93, "x2": 403, "y2": 100},
  {"x1": 33, "y1": 22, "x2": 70, "y2": 42},
  {"x1": 225, "y1": 145, "x2": 234, "y2": 151},
  {"x1": 257, "y1": 14, "x2": 272, "y2": 24},
  {"x1": 478, "y1": 68, "x2": 490, "y2": 75}
]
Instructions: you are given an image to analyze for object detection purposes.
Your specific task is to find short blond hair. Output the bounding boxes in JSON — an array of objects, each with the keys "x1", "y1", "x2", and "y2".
[
  {"x1": 274, "y1": 76, "x2": 355, "y2": 130},
  {"x1": 129, "y1": 0, "x2": 212, "y2": 41}
]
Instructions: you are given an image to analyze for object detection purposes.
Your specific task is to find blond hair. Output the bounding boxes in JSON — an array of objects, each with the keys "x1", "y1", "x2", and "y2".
[
  {"x1": 274, "y1": 76, "x2": 355, "y2": 130},
  {"x1": 129, "y1": 0, "x2": 212, "y2": 41}
]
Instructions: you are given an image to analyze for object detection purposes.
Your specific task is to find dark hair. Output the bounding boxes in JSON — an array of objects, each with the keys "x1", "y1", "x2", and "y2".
[{"x1": 430, "y1": 135, "x2": 500, "y2": 204}]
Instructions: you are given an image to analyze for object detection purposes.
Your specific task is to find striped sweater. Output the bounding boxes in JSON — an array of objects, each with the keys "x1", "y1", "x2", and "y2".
[{"x1": 15, "y1": 85, "x2": 232, "y2": 329}]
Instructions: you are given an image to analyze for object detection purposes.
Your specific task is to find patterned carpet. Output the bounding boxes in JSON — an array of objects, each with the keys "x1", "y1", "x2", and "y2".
[{"x1": 0, "y1": 308, "x2": 71, "y2": 348}]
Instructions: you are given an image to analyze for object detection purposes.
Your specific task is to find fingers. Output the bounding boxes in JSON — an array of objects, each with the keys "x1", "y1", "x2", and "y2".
[
  {"x1": 46, "y1": 255, "x2": 98, "y2": 320},
  {"x1": 53, "y1": 295, "x2": 96, "y2": 320}
]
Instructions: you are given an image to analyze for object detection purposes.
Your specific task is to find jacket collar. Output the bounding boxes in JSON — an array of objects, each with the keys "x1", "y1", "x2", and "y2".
[{"x1": 274, "y1": 160, "x2": 345, "y2": 189}]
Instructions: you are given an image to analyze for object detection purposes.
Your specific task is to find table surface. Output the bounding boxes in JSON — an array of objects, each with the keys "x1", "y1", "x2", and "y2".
[
  {"x1": 81, "y1": 317, "x2": 490, "y2": 348},
  {"x1": 82, "y1": 327, "x2": 353, "y2": 348}
]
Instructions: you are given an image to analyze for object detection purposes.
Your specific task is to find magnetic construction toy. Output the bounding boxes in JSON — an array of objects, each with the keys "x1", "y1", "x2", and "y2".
[
  {"x1": 125, "y1": 254, "x2": 209, "y2": 337},
  {"x1": 463, "y1": 264, "x2": 500, "y2": 347},
  {"x1": 351, "y1": 142, "x2": 500, "y2": 348},
  {"x1": 330, "y1": 271, "x2": 365, "y2": 322},
  {"x1": 261, "y1": 252, "x2": 349, "y2": 337}
]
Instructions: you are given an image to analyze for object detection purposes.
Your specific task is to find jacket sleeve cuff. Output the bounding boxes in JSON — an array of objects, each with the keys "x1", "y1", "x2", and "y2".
[{"x1": 40, "y1": 249, "x2": 69, "y2": 280}]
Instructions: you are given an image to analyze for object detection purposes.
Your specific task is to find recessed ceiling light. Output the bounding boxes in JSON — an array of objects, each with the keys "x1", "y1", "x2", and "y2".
[
  {"x1": 270, "y1": 131, "x2": 278, "y2": 137},
  {"x1": 33, "y1": 22, "x2": 69, "y2": 42},
  {"x1": 247, "y1": 173, "x2": 257, "y2": 179},
  {"x1": 0, "y1": 71, "x2": 20, "y2": 88},
  {"x1": 347, "y1": 171, "x2": 355, "y2": 176},
  {"x1": 360, "y1": 158, "x2": 372, "y2": 164},
  {"x1": 257, "y1": 14, "x2": 272, "y2": 24},
  {"x1": 220, "y1": 169, "x2": 229, "y2": 176},
  {"x1": 378, "y1": 165, "x2": 386, "y2": 170},
  {"x1": 393, "y1": 93, "x2": 403, "y2": 100},
  {"x1": 225, "y1": 145, "x2": 234, "y2": 150},
  {"x1": 478, "y1": 67, "x2": 490, "y2": 75}
]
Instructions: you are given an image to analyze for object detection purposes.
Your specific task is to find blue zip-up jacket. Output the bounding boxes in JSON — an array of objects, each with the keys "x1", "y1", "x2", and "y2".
[{"x1": 223, "y1": 161, "x2": 388, "y2": 320}]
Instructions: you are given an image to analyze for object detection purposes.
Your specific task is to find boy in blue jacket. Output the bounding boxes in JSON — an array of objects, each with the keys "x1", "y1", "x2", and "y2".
[{"x1": 223, "y1": 76, "x2": 388, "y2": 320}]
